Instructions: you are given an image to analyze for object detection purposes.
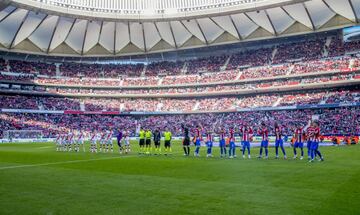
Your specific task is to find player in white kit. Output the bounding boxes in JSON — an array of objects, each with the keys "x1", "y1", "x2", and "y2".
[
  {"x1": 105, "y1": 130, "x2": 113, "y2": 153},
  {"x1": 123, "y1": 131, "x2": 131, "y2": 154}
]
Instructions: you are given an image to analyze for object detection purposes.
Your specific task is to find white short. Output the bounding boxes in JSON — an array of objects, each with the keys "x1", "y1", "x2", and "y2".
[{"x1": 123, "y1": 140, "x2": 130, "y2": 145}]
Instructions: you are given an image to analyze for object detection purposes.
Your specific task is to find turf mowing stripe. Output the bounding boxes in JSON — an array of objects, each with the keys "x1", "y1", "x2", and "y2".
[{"x1": 0, "y1": 155, "x2": 137, "y2": 170}]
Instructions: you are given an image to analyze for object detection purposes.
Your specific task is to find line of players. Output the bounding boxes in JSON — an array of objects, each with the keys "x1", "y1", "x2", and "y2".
[
  {"x1": 55, "y1": 130, "x2": 129, "y2": 154},
  {"x1": 54, "y1": 119, "x2": 324, "y2": 162},
  {"x1": 182, "y1": 120, "x2": 324, "y2": 162}
]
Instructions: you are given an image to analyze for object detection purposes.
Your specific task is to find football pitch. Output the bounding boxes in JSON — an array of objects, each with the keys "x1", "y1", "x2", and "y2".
[{"x1": 0, "y1": 142, "x2": 359, "y2": 215}]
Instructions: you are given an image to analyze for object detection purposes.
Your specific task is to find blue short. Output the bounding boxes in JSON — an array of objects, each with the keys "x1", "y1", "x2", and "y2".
[
  {"x1": 242, "y1": 141, "x2": 250, "y2": 148},
  {"x1": 195, "y1": 138, "x2": 201, "y2": 146},
  {"x1": 261, "y1": 140, "x2": 268, "y2": 147},
  {"x1": 229, "y1": 141, "x2": 235, "y2": 148},
  {"x1": 275, "y1": 139, "x2": 283, "y2": 147},
  {"x1": 294, "y1": 141, "x2": 303, "y2": 148},
  {"x1": 307, "y1": 140, "x2": 312, "y2": 149},
  {"x1": 206, "y1": 141, "x2": 213, "y2": 148},
  {"x1": 310, "y1": 141, "x2": 319, "y2": 150},
  {"x1": 219, "y1": 139, "x2": 226, "y2": 147}
]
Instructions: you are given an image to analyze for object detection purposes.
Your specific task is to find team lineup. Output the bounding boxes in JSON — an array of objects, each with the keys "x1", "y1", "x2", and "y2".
[{"x1": 55, "y1": 119, "x2": 324, "y2": 162}]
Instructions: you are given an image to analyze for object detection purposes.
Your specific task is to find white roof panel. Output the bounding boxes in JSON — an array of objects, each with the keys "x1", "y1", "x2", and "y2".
[
  {"x1": 283, "y1": 3, "x2": 313, "y2": 29},
  {"x1": 129, "y1": 22, "x2": 145, "y2": 50},
  {"x1": 246, "y1": 10, "x2": 275, "y2": 34},
  {"x1": 143, "y1": 22, "x2": 161, "y2": 50},
  {"x1": 29, "y1": 15, "x2": 59, "y2": 51},
  {"x1": 83, "y1": 21, "x2": 101, "y2": 53},
  {"x1": 0, "y1": 8, "x2": 28, "y2": 48},
  {"x1": 325, "y1": 0, "x2": 356, "y2": 21},
  {"x1": 305, "y1": 0, "x2": 336, "y2": 28},
  {"x1": 49, "y1": 17, "x2": 75, "y2": 51},
  {"x1": 99, "y1": 21, "x2": 115, "y2": 53},
  {"x1": 266, "y1": 7, "x2": 295, "y2": 34},
  {"x1": 212, "y1": 16, "x2": 240, "y2": 39},
  {"x1": 170, "y1": 21, "x2": 192, "y2": 47},
  {"x1": 182, "y1": 20, "x2": 206, "y2": 43},
  {"x1": 197, "y1": 18, "x2": 224, "y2": 42},
  {"x1": 12, "y1": 11, "x2": 46, "y2": 47},
  {"x1": 155, "y1": 22, "x2": 176, "y2": 47},
  {"x1": 115, "y1": 22, "x2": 130, "y2": 52},
  {"x1": 230, "y1": 13, "x2": 258, "y2": 38},
  {"x1": 65, "y1": 19, "x2": 88, "y2": 53}
]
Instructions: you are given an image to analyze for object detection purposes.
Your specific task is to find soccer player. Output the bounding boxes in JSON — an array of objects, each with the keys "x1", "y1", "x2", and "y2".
[
  {"x1": 68, "y1": 130, "x2": 75, "y2": 152},
  {"x1": 258, "y1": 122, "x2": 269, "y2": 159},
  {"x1": 218, "y1": 127, "x2": 227, "y2": 158},
  {"x1": 163, "y1": 127, "x2": 172, "y2": 155},
  {"x1": 76, "y1": 130, "x2": 85, "y2": 152},
  {"x1": 55, "y1": 133, "x2": 61, "y2": 151},
  {"x1": 240, "y1": 124, "x2": 253, "y2": 159},
  {"x1": 99, "y1": 131, "x2": 107, "y2": 153},
  {"x1": 138, "y1": 128, "x2": 145, "y2": 154},
  {"x1": 205, "y1": 130, "x2": 213, "y2": 157},
  {"x1": 117, "y1": 130, "x2": 123, "y2": 154},
  {"x1": 193, "y1": 125, "x2": 202, "y2": 157},
  {"x1": 145, "y1": 128, "x2": 152, "y2": 155},
  {"x1": 293, "y1": 125, "x2": 305, "y2": 159},
  {"x1": 153, "y1": 128, "x2": 161, "y2": 155},
  {"x1": 308, "y1": 121, "x2": 324, "y2": 162},
  {"x1": 123, "y1": 130, "x2": 131, "y2": 154},
  {"x1": 105, "y1": 130, "x2": 113, "y2": 153},
  {"x1": 61, "y1": 133, "x2": 67, "y2": 151},
  {"x1": 228, "y1": 127, "x2": 236, "y2": 158},
  {"x1": 274, "y1": 123, "x2": 287, "y2": 159},
  {"x1": 90, "y1": 131, "x2": 98, "y2": 153},
  {"x1": 181, "y1": 124, "x2": 190, "y2": 156}
]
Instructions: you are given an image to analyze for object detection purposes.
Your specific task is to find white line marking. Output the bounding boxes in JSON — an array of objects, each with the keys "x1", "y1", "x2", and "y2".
[
  {"x1": 38, "y1": 146, "x2": 53, "y2": 149},
  {"x1": 0, "y1": 155, "x2": 137, "y2": 170}
]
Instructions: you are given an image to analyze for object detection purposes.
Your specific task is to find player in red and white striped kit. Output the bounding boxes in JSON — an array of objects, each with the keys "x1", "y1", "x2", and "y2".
[
  {"x1": 239, "y1": 124, "x2": 253, "y2": 159},
  {"x1": 76, "y1": 130, "x2": 85, "y2": 152},
  {"x1": 67, "y1": 131, "x2": 75, "y2": 152},
  {"x1": 258, "y1": 122, "x2": 269, "y2": 159},
  {"x1": 99, "y1": 131, "x2": 107, "y2": 152},
  {"x1": 307, "y1": 121, "x2": 324, "y2": 162},
  {"x1": 90, "y1": 131, "x2": 98, "y2": 153}
]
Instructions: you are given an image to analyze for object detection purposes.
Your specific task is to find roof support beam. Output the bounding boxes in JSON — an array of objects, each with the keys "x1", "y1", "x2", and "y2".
[
  {"x1": 9, "y1": 10, "x2": 29, "y2": 49},
  {"x1": 81, "y1": 20, "x2": 89, "y2": 55},
  {"x1": 229, "y1": 16, "x2": 242, "y2": 40},
  {"x1": 141, "y1": 22, "x2": 147, "y2": 52},
  {"x1": 349, "y1": 0, "x2": 359, "y2": 23},
  {"x1": 113, "y1": 22, "x2": 117, "y2": 55},
  {"x1": 195, "y1": 19, "x2": 208, "y2": 45},
  {"x1": 64, "y1": 18, "x2": 77, "y2": 43},
  {"x1": 169, "y1": 22, "x2": 178, "y2": 49},
  {"x1": 97, "y1": 21, "x2": 103, "y2": 43},
  {"x1": 47, "y1": 16, "x2": 60, "y2": 54},
  {"x1": 153, "y1": 22, "x2": 163, "y2": 44},
  {"x1": 303, "y1": 3, "x2": 316, "y2": 30}
]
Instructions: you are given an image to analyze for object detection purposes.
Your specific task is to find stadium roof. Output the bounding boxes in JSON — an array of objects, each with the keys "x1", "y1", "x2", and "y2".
[{"x1": 0, "y1": 0, "x2": 359, "y2": 57}]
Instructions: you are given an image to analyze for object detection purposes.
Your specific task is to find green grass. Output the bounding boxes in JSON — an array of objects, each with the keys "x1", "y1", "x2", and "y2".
[{"x1": 0, "y1": 142, "x2": 359, "y2": 215}]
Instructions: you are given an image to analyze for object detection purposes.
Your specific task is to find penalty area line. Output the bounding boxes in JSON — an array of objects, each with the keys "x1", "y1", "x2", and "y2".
[{"x1": 0, "y1": 155, "x2": 137, "y2": 171}]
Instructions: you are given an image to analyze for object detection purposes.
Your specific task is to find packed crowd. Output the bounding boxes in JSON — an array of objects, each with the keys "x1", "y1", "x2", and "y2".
[
  {"x1": 1, "y1": 107, "x2": 359, "y2": 138},
  {"x1": 0, "y1": 90, "x2": 358, "y2": 112},
  {"x1": 273, "y1": 38, "x2": 325, "y2": 64}
]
